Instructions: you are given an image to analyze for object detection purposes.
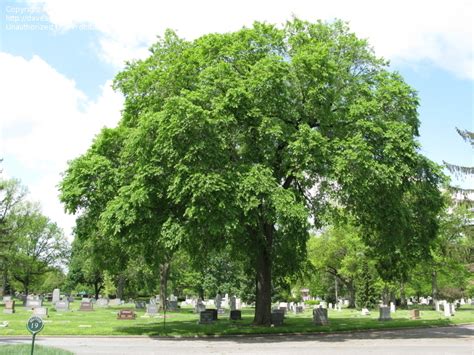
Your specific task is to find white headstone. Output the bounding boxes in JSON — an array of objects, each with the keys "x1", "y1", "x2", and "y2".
[
  {"x1": 361, "y1": 308, "x2": 370, "y2": 315},
  {"x1": 215, "y1": 294, "x2": 222, "y2": 309},
  {"x1": 390, "y1": 302, "x2": 396, "y2": 313},
  {"x1": 52, "y1": 289, "x2": 60, "y2": 304},
  {"x1": 444, "y1": 303, "x2": 451, "y2": 317}
]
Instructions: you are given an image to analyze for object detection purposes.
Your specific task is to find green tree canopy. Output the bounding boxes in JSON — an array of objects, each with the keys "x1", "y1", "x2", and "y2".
[{"x1": 61, "y1": 19, "x2": 444, "y2": 325}]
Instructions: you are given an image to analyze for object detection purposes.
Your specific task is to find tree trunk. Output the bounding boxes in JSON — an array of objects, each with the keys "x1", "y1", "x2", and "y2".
[
  {"x1": 253, "y1": 223, "x2": 273, "y2": 326},
  {"x1": 159, "y1": 262, "x2": 170, "y2": 311},
  {"x1": 400, "y1": 281, "x2": 407, "y2": 308},
  {"x1": 431, "y1": 270, "x2": 438, "y2": 308},
  {"x1": 93, "y1": 279, "x2": 103, "y2": 299},
  {"x1": 1, "y1": 268, "x2": 8, "y2": 296},
  {"x1": 116, "y1": 274, "x2": 125, "y2": 299},
  {"x1": 382, "y1": 285, "x2": 389, "y2": 305},
  {"x1": 347, "y1": 281, "x2": 356, "y2": 308}
]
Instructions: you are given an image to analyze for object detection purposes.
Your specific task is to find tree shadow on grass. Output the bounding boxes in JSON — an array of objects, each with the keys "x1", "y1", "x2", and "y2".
[{"x1": 113, "y1": 316, "x2": 473, "y2": 343}]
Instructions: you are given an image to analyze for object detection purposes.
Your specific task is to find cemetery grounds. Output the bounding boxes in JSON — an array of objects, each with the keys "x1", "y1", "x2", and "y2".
[{"x1": 0, "y1": 301, "x2": 473, "y2": 337}]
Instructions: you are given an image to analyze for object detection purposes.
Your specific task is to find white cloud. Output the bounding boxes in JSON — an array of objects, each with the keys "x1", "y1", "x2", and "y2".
[
  {"x1": 0, "y1": 52, "x2": 123, "y2": 238},
  {"x1": 28, "y1": 0, "x2": 473, "y2": 78}
]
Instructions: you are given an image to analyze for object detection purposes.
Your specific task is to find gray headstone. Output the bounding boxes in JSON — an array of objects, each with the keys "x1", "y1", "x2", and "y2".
[
  {"x1": 313, "y1": 308, "x2": 329, "y2": 325},
  {"x1": 146, "y1": 304, "x2": 158, "y2": 315},
  {"x1": 135, "y1": 301, "x2": 146, "y2": 309},
  {"x1": 55, "y1": 300, "x2": 69, "y2": 312},
  {"x1": 230, "y1": 295, "x2": 236, "y2": 311},
  {"x1": 167, "y1": 300, "x2": 178, "y2": 311},
  {"x1": 25, "y1": 299, "x2": 42, "y2": 309},
  {"x1": 97, "y1": 298, "x2": 109, "y2": 307},
  {"x1": 52, "y1": 289, "x2": 60, "y2": 304},
  {"x1": 378, "y1": 306, "x2": 392, "y2": 321}
]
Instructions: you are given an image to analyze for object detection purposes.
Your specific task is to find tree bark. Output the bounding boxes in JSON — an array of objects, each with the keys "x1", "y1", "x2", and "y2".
[
  {"x1": 253, "y1": 223, "x2": 273, "y2": 326},
  {"x1": 159, "y1": 261, "x2": 170, "y2": 311},
  {"x1": 400, "y1": 281, "x2": 407, "y2": 308},
  {"x1": 347, "y1": 281, "x2": 356, "y2": 308},
  {"x1": 431, "y1": 270, "x2": 438, "y2": 307},
  {"x1": 116, "y1": 273, "x2": 125, "y2": 299}
]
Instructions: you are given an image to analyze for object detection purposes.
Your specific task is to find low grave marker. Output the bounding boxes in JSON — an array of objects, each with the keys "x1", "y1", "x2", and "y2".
[
  {"x1": 79, "y1": 302, "x2": 94, "y2": 311},
  {"x1": 55, "y1": 300, "x2": 69, "y2": 312},
  {"x1": 33, "y1": 307, "x2": 48, "y2": 319},
  {"x1": 410, "y1": 309, "x2": 421, "y2": 320},
  {"x1": 229, "y1": 310, "x2": 242, "y2": 320},
  {"x1": 117, "y1": 309, "x2": 136, "y2": 320},
  {"x1": 3, "y1": 300, "x2": 15, "y2": 314},
  {"x1": 199, "y1": 310, "x2": 214, "y2": 324}
]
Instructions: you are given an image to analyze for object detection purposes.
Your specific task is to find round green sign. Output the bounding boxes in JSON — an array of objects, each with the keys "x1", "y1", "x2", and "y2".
[{"x1": 26, "y1": 316, "x2": 44, "y2": 334}]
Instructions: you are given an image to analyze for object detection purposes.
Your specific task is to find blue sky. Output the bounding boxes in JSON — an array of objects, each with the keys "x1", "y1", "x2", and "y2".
[{"x1": 0, "y1": 0, "x2": 472, "y2": 237}]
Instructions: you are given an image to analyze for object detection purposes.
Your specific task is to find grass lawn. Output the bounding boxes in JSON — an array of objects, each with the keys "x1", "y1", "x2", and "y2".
[
  {"x1": 0, "y1": 302, "x2": 472, "y2": 337},
  {"x1": 0, "y1": 344, "x2": 73, "y2": 354}
]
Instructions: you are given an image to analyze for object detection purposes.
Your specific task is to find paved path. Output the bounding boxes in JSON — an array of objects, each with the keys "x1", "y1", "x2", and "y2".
[{"x1": 1, "y1": 325, "x2": 473, "y2": 354}]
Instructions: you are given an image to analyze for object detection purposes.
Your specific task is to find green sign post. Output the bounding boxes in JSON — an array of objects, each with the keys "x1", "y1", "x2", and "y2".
[{"x1": 26, "y1": 316, "x2": 44, "y2": 355}]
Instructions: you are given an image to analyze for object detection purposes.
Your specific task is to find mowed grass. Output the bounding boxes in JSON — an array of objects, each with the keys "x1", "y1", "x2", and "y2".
[
  {"x1": 0, "y1": 344, "x2": 73, "y2": 354},
  {"x1": 0, "y1": 302, "x2": 472, "y2": 337}
]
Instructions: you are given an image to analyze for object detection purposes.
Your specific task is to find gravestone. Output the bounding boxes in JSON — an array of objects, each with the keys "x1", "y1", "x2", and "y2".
[
  {"x1": 55, "y1": 300, "x2": 69, "y2": 312},
  {"x1": 328, "y1": 303, "x2": 333, "y2": 310},
  {"x1": 361, "y1": 308, "x2": 370, "y2": 315},
  {"x1": 82, "y1": 297, "x2": 90, "y2": 303},
  {"x1": 117, "y1": 309, "x2": 136, "y2": 320},
  {"x1": 208, "y1": 308, "x2": 218, "y2": 321},
  {"x1": 444, "y1": 303, "x2": 451, "y2": 317},
  {"x1": 52, "y1": 289, "x2": 60, "y2": 304},
  {"x1": 229, "y1": 310, "x2": 242, "y2": 320},
  {"x1": 135, "y1": 301, "x2": 146, "y2": 309},
  {"x1": 68, "y1": 296, "x2": 75, "y2": 303},
  {"x1": 230, "y1": 295, "x2": 236, "y2": 311},
  {"x1": 390, "y1": 302, "x2": 396, "y2": 313},
  {"x1": 313, "y1": 308, "x2": 329, "y2": 325},
  {"x1": 435, "y1": 300, "x2": 440, "y2": 312},
  {"x1": 146, "y1": 304, "x2": 158, "y2": 316},
  {"x1": 450, "y1": 303, "x2": 456, "y2": 315},
  {"x1": 3, "y1": 300, "x2": 15, "y2": 314},
  {"x1": 378, "y1": 306, "x2": 392, "y2": 321},
  {"x1": 410, "y1": 309, "x2": 421, "y2": 320},
  {"x1": 271, "y1": 310, "x2": 284, "y2": 326},
  {"x1": 25, "y1": 299, "x2": 42, "y2": 310},
  {"x1": 96, "y1": 298, "x2": 109, "y2": 307},
  {"x1": 195, "y1": 299, "x2": 206, "y2": 313},
  {"x1": 79, "y1": 302, "x2": 93, "y2": 311},
  {"x1": 2, "y1": 296, "x2": 12, "y2": 302},
  {"x1": 215, "y1": 294, "x2": 222, "y2": 309},
  {"x1": 33, "y1": 307, "x2": 48, "y2": 318},
  {"x1": 167, "y1": 300, "x2": 178, "y2": 311},
  {"x1": 199, "y1": 310, "x2": 214, "y2": 324},
  {"x1": 109, "y1": 298, "x2": 121, "y2": 306},
  {"x1": 294, "y1": 305, "x2": 304, "y2": 314}
]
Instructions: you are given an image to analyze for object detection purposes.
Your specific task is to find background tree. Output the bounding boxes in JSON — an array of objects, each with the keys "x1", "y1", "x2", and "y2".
[
  {"x1": 0, "y1": 177, "x2": 28, "y2": 295},
  {"x1": 9, "y1": 205, "x2": 69, "y2": 295}
]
